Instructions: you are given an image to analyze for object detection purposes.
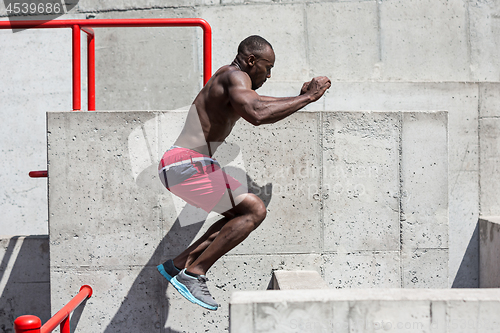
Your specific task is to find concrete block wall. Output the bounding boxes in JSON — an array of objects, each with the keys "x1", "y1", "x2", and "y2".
[
  {"x1": 480, "y1": 84, "x2": 500, "y2": 217},
  {"x1": 1, "y1": 0, "x2": 497, "y2": 292},
  {"x1": 47, "y1": 110, "x2": 447, "y2": 332},
  {"x1": 230, "y1": 288, "x2": 500, "y2": 333},
  {"x1": 1, "y1": 0, "x2": 499, "y2": 328}
]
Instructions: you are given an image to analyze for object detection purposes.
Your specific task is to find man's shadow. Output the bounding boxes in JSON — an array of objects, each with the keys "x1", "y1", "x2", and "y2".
[{"x1": 104, "y1": 145, "x2": 272, "y2": 332}]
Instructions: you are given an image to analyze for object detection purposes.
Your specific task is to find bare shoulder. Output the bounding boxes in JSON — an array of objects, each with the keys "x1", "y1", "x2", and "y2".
[
  {"x1": 195, "y1": 65, "x2": 252, "y2": 107},
  {"x1": 212, "y1": 65, "x2": 251, "y2": 90},
  {"x1": 225, "y1": 68, "x2": 251, "y2": 89}
]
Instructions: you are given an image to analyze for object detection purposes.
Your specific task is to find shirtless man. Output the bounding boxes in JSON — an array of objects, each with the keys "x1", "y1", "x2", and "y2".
[{"x1": 157, "y1": 35, "x2": 331, "y2": 310}]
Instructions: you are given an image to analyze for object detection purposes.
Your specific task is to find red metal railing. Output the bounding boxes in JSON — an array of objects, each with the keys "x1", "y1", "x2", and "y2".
[
  {"x1": 14, "y1": 285, "x2": 93, "y2": 333},
  {"x1": 0, "y1": 18, "x2": 212, "y2": 178},
  {"x1": 0, "y1": 18, "x2": 212, "y2": 111}
]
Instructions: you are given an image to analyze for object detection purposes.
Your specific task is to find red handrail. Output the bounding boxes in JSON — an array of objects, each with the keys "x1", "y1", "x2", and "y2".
[
  {"x1": 0, "y1": 18, "x2": 212, "y2": 178},
  {"x1": 0, "y1": 18, "x2": 212, "y2": 110},
  {"x1": 14, "y1": 285, "x2": 93, "y2": 333}
]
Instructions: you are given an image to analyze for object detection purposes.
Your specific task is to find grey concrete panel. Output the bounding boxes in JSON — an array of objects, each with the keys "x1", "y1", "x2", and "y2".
[
  {"x1": 0, "y1": 28, "x2": 68, "y2": 236},
  {"x1": 306, "y1": 2, "x2": 380, "y2": 81},
  {"x1": 479, "y1": 217, "x2": 500, "y2": 288},
  {"x1": 254, "y1": 299, "x2": 333, "y2": 333},
  {"x1": 380, "y1": 0, "x2": 469, "y2": 81},
  {"x1": 480, "y1": 118, "x2": 500, "y2": 216},
  {"x1": 479, "y1": 83, "x2": 500, "y2": 118},
  {"x1": 0, "y1": 236, "x2": 50, "y2": 331},
  {"x1": 469, "y1": 1, "x2": 500, "y2": 81},
  {"x1": 159, "y1": 111, "x2": 322, "y2": 256},
  {"x1": 323, "y1": 112, "x2": 400, "y2": 252},
  {"x1": 322, "y1": 251, "x2": 401, "y2": 289},
  {"x1": 47, "y1": 110, "x2": 449, "y2": 332},
  {"x1": 349, "y1": 300, "x2": 433, "y2": 332},
  {"x1": 446, "y1": 299, "x2": 500, "y2": 333},
  {"x1": 402, "y1": 249, "x2": 448, "y2": 288},
  {"x1": 221, "y1": 112, "x2": 322, "y2": 255},
  {"x1": 229, "y1": 301, "x2": 253, "y2": 333},
  {"x1": 199, "y1": 4, "x2": 309, "y2": 82},
  {"x1": 323, "y1": 82, "x2": 478, "y2": 174},
  {"x1": 0, "y1": 14, "x2": 88, "y2": 237},
  {"x1": 48, "y1": 112, "x2": 165, "y2": 268},
  {"x1": 324, "y1": 82, "x2": 478, "y2": 287},
  {"x1": 91, "y1": 9, "x2": 201, "y2": 111},
  {"x1": 401, "y1": 112, "x2": 448, "y2": 250}
]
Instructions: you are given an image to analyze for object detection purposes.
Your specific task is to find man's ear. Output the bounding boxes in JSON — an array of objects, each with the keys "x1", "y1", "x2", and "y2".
[{"x1": 247, "y1": 54, "x2": 256, "y2": 67}]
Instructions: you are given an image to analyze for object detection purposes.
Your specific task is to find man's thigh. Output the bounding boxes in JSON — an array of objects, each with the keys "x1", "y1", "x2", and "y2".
[{"x1": 211, "y1": 186, "x2": 250, "y2": 216}]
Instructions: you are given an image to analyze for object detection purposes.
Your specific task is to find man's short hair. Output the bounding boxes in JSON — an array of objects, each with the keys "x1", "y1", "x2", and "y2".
[{"x1": 237, "y1": 35, "x2": 273, "y2": 58}]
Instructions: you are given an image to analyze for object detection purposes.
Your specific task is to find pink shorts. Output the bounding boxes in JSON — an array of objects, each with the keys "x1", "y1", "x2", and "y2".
[{"x1": 158, "y1": 146, "x2": 242, "y2": 213}]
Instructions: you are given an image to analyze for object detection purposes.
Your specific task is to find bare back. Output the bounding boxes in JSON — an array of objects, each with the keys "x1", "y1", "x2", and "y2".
[{"x1": 174, "y1": 65, "x2": 243, "y2": 156}]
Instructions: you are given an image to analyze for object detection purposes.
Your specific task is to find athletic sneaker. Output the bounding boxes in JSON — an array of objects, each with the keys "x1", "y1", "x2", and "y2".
[
  {"x1": 170, "y1": 269, "x2": 218, "y2": 311},
  {"x1": 157, "y1": 259, "x2": 181, "y2": 283}
]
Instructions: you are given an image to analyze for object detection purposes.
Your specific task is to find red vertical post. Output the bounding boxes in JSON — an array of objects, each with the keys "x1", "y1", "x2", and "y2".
[
  {"x1": 14, "y1": 315, "x2": 41, "y2": 333},
  {"x1": 59, "y1": 317, "x2": 70, "y2": 333},
  {"x1": 85, "y1": 28, "x2": 96, "y2": 111},
  {"x1": 72, "y1": 25, "x2": 81, "y2": 111},
  {"x1": 202, "y1": 23, "x2": 212, "y2": 86}
]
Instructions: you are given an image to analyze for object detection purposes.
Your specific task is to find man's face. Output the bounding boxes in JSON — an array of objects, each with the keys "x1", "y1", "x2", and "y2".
[{"x1": 249, "y1": 46, "x2": 275, "y2": 90}]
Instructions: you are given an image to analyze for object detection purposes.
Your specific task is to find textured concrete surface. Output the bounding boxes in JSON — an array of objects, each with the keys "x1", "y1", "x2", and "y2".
[
  {"x1": 324, "y1": 82, "x2": 479, "y2": 288},
  {"x1": 322, "y1": 112, "x2": 400, "y2": 253},
  {"x1": 0, "y1": 15, "x2": 82, "y2": 236},
  {"x1": 91, "y1": 8, "x2": 201, "y2": 111},
  {"x1": 479, "y1": 217, "x2": 500, "y2": 288},
  {"x1": 271, "y1": 270, "x2": 329, "y2": 290},
  {"x1": 1, "y1": 1, "x2": 499, "y2": 289},
  {"x1": 401, "y1": 112, "x2": 448, "y2": 251},
  {"x1": 479, "y1": 83, "x2": 500, "y2": 219},
  {"x1": 0, "y1": 236, "x2": 50, "y2": 332},
  {"x1": 47, "y1": 110, "x2": 447, "y2": 332},
  {"x1": 479, "y1": 117, "x2": 500, "y2": 217},
  {"x1": 230, "y1": 289, "x2": 500, "y2": 333}
]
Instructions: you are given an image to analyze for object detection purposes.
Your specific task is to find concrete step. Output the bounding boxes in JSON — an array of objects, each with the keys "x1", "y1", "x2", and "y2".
[
  {"x1": 271, "y1": 270, "x2": 329, "y2": 290},
  {"x1": 230, "y1": 288, "x2": 500, "y2": 333}
]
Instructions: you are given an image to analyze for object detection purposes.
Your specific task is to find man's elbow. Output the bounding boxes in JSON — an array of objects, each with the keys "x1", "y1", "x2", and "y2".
[
  {"x1": 249, "y1": 116, "x2": 263, "y2": 126},
  {"x1": 245, "y1": 108, "x2": 264, "y2": 126},
  {"x1": 241, "y1": 101, "x2": 267, "y2": 126}
]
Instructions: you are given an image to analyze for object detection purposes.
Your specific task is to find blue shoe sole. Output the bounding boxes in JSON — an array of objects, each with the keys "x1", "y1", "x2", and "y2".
[
  {"x1": 157, "y1": 264, "x2": 174, "y2": 282},
  {"x1": 170, "y1": 276, "x2": 218, "y2": 311}
]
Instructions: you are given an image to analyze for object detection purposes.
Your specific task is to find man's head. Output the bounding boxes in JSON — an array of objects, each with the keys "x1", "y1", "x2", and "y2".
[{"x1": 236, "y1": 35, "x2": 275, "y2": 90}]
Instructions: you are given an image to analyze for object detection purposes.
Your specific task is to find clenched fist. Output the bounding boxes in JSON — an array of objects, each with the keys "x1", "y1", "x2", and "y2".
[{"x1": 300, "y1": 76, "x2": 331, "y2": 102}]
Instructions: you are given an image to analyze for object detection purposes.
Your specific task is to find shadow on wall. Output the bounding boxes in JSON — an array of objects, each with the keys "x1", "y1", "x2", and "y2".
[
  {"x1": 104, "y1": 160, "x2": 272, "y2": 332},
  {"x1": 452, "y1": 223, "x2": 479, "y2": 288},
  {"x1": 0, "y1": 236, "x2": 51, "y2": 332},
  {"x1": 103, "y1": 208, "x2": 205, "y2": 333}
]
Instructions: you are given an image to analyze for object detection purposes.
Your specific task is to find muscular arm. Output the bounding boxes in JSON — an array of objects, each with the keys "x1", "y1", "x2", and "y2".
[{"x1": 228, "y1": 71, "x2": 330, "y2": 126}]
